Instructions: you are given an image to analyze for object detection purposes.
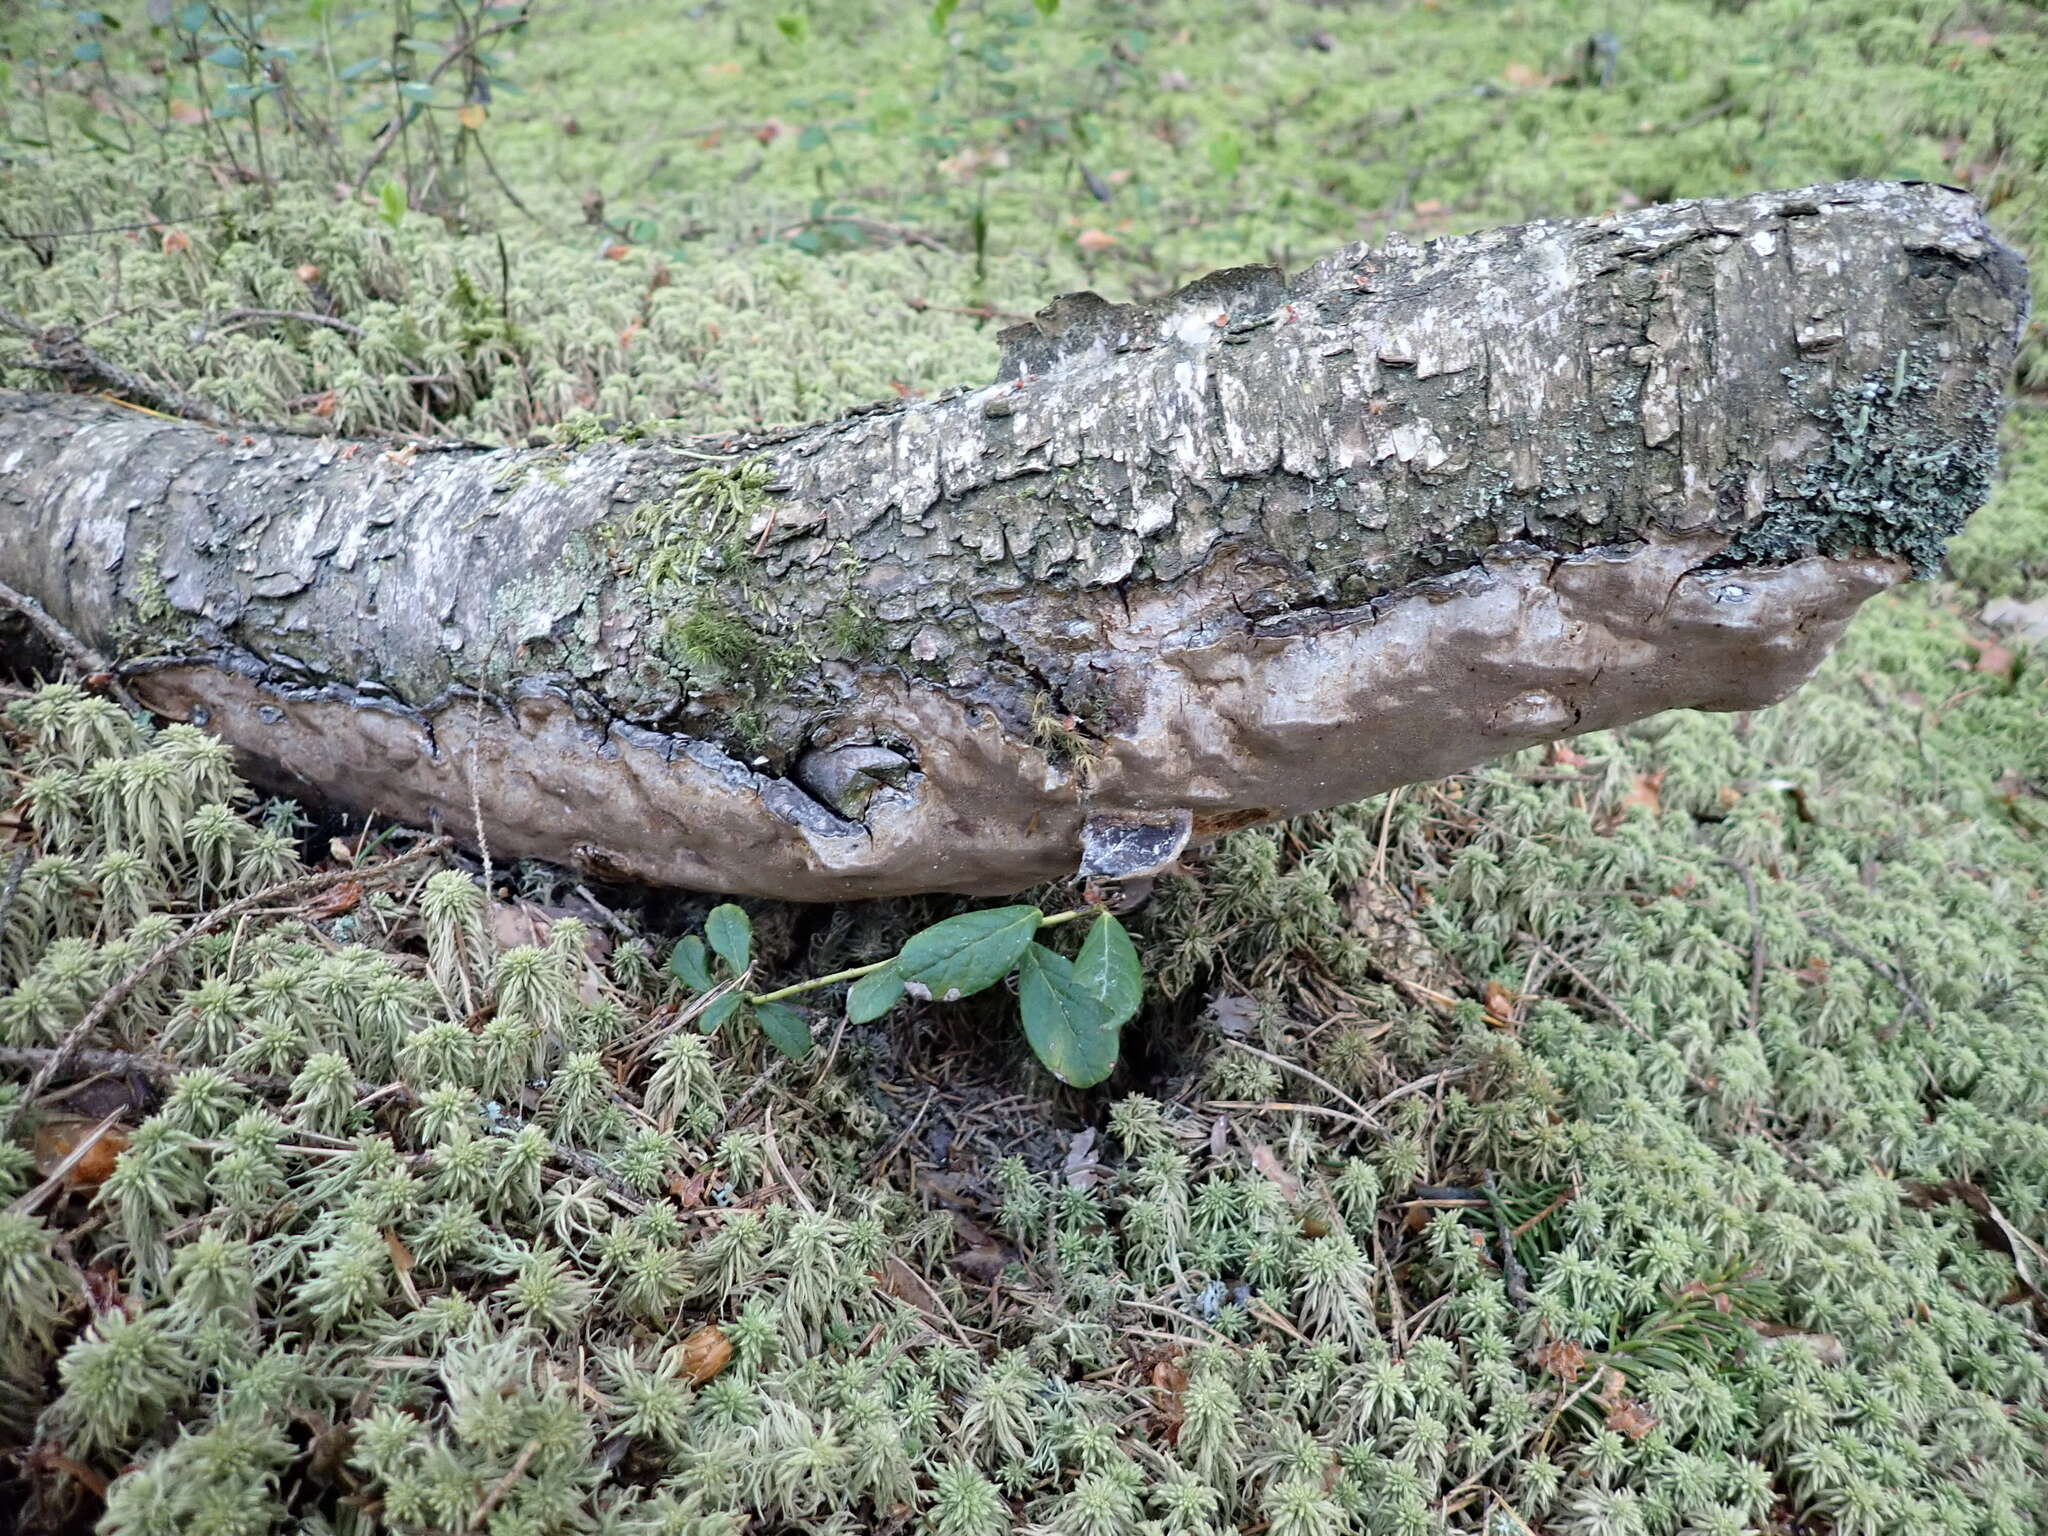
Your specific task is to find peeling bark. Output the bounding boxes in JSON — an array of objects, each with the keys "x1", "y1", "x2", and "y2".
[{"x1": 0, "y1": 180, "x2": 2028, "y2": 898}]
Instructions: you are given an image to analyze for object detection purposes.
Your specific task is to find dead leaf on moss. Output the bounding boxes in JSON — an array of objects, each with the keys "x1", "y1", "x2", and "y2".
[
  {"x1": 1973, "y1": 640, "x2": 2016, "y2": 677},
  {"x1": 1064, "y1": 1127, "x2": 1104, "y2": 1190},
  {"x1": 1530, "y1": 1338, "x2": 1587, "y2": 1382},
  {"x1": 33, "y1": 1116, "x2": 128, "y2": 1190},
  {"x1": 1745, "y1": 1319, "x2": 1845, "y2": 1364},
  {"x1": 1483, "y1": 979, "x2": 1520, "y2": 1028},
  {"x1": 1150, "y1": 1356, "x2": 1189, "y2": 1444},
  {"x1": 308, "y1": 879, "x2": 363, "y2": 919},
  {"x1": 1622, "y1": 771, "x2": 1664, "y2": 816},
  {"x1": 1248, "y1": 1141, "x2": 1302, "y2": 1204},
  {"x1": 680, "y1": 1324, "x2": 733, "y2": 1384},
  {"x1": 1605, "y1": 1395, "x2": 1659, "y2": 1440}
]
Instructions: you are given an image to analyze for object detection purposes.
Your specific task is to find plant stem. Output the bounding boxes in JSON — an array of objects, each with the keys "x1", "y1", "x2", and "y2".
[
  {"x1": 743, "y1": 906, "x2": 1093, "y2": 1006},
  {"x1": 745, "y1": 958, "x2": 892, "y2": 1006}
]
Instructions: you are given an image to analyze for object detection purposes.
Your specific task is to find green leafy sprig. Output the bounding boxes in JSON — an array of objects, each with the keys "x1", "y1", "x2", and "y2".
[{"x1": 667, "y1": 902, "x2": 1142, "y2": 1085}]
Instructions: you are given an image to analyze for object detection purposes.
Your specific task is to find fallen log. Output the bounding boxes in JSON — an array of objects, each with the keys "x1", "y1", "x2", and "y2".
[{"x1": 0, "y1": 180, "x2": 2027, "y2": 898}]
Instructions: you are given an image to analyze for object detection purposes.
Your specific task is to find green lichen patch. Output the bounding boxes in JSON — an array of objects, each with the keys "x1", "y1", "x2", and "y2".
[{"x1": 1720, "y1": 354, "x2": 2005, "y2": 577}]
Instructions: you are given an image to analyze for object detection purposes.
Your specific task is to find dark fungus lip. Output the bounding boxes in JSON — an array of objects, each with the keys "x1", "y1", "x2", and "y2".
[
  {"x1": 2, "y1": 181, "x2": 2025, "y2": 899},
  {"x1": 129, "y1": 532, "x2": 1903, "y2": 900}
]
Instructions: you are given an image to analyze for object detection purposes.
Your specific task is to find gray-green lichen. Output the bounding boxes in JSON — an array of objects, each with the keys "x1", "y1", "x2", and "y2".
[{"x1": 1717, "y1": 352, "x2": 2006, "y2": 578}]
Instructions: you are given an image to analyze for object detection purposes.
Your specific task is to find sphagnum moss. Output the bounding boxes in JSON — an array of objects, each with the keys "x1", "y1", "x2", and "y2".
[{"x1": 4, "y1": 0, "x2": 2048, "y2": 1530}]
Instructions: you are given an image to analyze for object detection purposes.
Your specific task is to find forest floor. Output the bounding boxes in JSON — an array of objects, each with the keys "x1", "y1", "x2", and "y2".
[{"x1": 1, "y1": 2, "x2": 2046, "y2": 1533}]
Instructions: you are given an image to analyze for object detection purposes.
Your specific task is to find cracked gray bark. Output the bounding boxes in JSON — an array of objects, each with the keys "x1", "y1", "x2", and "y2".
[{"x1": 0, "y1": 179, "x2": 2028, "y2": 899}]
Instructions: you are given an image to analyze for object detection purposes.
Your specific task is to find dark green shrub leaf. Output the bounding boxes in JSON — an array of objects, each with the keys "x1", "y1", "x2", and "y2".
[
  {"x1": 668, "y1": 935, "x2": 712, "y2": 993},
  {"x1": 696, "y1": 991, "x2": 742, "y2": 1035},
  {"x1": 705, "y1": 904, "x2": 752, "y2": 976},
  {"x1": 846, "y1": 965, "x2": 905, "y2": 1024},
  {"x1": 1074, "y1": 910, "x2": 1142, "y2": 1028},
  {"x1": 898, "y1": 905, "x2": 1041, "y2": 1001},
  {"x1": 1017, "y1": 944, "x2": 1119, "y2": 1088},
  {"x1": 755, "y1": 1002, "x2": 813, "y2": 1061}
]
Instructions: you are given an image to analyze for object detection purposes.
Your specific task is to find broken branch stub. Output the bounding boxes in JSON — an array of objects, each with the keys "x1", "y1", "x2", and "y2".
[{"x1": 0, "y1": 180, "x2": 2027, "y2": 898}]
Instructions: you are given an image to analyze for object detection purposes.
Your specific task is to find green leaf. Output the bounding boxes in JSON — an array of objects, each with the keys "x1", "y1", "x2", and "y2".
[
  {"x1": 696, "y1": 991, "x2": 742, "y2": 1035},
  {"x1": 377, "y1": 179, "x2": 406, "y2": 229},
  {"x1": 755, "y1": 1002, "x2": 813, "y2": 1061},
  {"x1": 797, "y1": 123, "x2": 828, "y2": 152},
  {"x1": 897, "y1": 905, "x2": 1041, "y2": 1002},
  {"x1": 929, "y1": 0, "x2": 960, "y2": 33},
  {"x1": 705, "y1": 904, "x2": 752, "y2": 976},
  {"x1": 1017, "y1": 944, "x2": 1120, "y2": 1088},
  {"x1": 668, "y1": 935, "x2": 712, "y2": 991},
  {"x1": 205, "y1": 43, "x2": 245, "y2": 69},
  {"x1": 846, "y1": 965, "x2": 905, "y2": 1023},
  {"x1": 1074, "y1": 911, "x2": 1143, "y2": 1028},
  {"x1": 1033, "y1": 0, "x2": 1059, "y2": 15}
]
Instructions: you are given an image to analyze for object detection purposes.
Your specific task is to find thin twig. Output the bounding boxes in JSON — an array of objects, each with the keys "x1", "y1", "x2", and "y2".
[
  {"x1": 1806, "y1": 921, "x2": 1937, "y2": 1029},
  {"x1": 0, "y1": 211, "x2": 238, "y2": 243},
  {"x1": 213, "y1": 308, "x2": 367, "y2": 338},
  {"x1": 468, "y1": 1440, "x2": 541, "y2": 1532},
  {"x1": 0, "y1": 1043, "x2": 304, "y2": 1096},
  {"x1": 1484, "y1": 1169, "x2": 1530, "y2": 1310},
  {"x1": 864, "y1": 1087, "x2": 938, "y2": 1182},
  {"x1": 468, "y1": 691, "x2": 492, "y2": 896},
  {"x1": 0, "y1": 305, "x2": 237, "y2": 427},
  {"x1": 1439, "y1": 1370, "x2": 1601, "y2": 1510},
  {"x1": 4, "y1": 838, "x2": 449, "y2": 1133},
  {"x1": 1203, "y1": 1099, "x2": 1379, "y2": 1132},
  {"x1": 1372, "y1": 785, "x2": 1402, "y2": 884},
  {"x1": 0, "y1": 576, "x2": 146, "y2": 715},
  {"x1": 1221, "y1": 1038, "x2": 1384, "y2": 1130},
  {"x1": 761, "y1": 1106, "x2": 815, "y2": 1215},
  {"x1": 1364, "y1": 1067, "x2": 1469, "y2": 1119},
  {"x1": 1722, "y1": 858, "x2": 1765, "y2": 1031}
]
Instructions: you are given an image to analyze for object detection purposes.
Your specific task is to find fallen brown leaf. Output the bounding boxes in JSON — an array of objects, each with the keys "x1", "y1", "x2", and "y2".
[
  {"x1": 1973, "y1": 640, "x2": 2016, "y2": 678},
  {"x1": 33, "y1": 1116, "x2": 128, "y2": 1190},
  {"x1": 1247, "y1": 1141, "x2": 1302, "y2": 1204},
  {"x1": 947, "y1": 1245, "x2": 1009, "y2": 1285},
  {"x1": 307, "y1": 878, "x2": 363, "y2": 919},
  {"x1": 680, "y1": 1324, "x2": 733, "y2": 1385},
  {"x1": 1530, "y1": 1338, "x2": 1586, "y2": 1382},
  {"x1": 1745, "y1": 1320, "x2": 1846, "y2": 1364},
  {"x1": 1150, "y1": 1356, "x2": 1189, "y2": 1444},
  {"x1": 1483, "y1": 979, "x2": 1520, "y2": 1028},
  {"x1": 1605, "y1": 1396, "x2": 1659, "y2": 1440},
  {"x1": 1622, "y1": 770, "x2": 1664, "y2": 816}
]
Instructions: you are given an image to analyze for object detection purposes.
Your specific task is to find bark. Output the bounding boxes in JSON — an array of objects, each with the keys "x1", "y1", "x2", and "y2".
[{"x1": 0, "y1": 179, "x2": 2028, "y2": 899}]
